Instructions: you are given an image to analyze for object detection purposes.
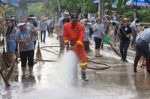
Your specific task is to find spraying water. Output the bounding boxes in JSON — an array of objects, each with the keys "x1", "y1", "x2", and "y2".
[{"x1": 55, "y1": 50, "x2": 79, "y2": 84}]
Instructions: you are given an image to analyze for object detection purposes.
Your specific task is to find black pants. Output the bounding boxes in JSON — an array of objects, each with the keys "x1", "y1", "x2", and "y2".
[
  {"x1": 34, "y1": 41, "x2": 36, "y2": 48},
  {"x1": 41, "y1": 31, "x2": 46, "y2": 43},
  {"x1": 120, "y1": 40, "x2": 130, "y2": 61},
  {"x1": 20, "y1": 50, "x2": 34, "y2": 67},
  {"x1": 84, "y1": 41, "x2": 90, "y2": 52}
]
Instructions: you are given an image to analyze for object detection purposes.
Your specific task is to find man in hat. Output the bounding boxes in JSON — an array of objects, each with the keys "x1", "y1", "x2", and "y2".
[
  {"x1": 16, "y1": 22, "x2": 38, "y2": 79},
  {"x1": 134, "y1": 28, "x2": 150, "y2": 73},
  {"x1": 57, "y1": 11, "x2": 70, "y2": 57},
  {"x1": 63, "y1": 14, "x2": 88, "y2": 81},
  {"x1": 118, "y1": 18, "x2": 132, "y2": 62},
  {"x1": 26, "y1": 16, "x2": 38, "y2": 47}
]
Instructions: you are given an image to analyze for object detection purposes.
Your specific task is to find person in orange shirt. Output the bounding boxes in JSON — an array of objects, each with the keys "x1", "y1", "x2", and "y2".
[{"x1": 63, "y1": 14, "x2": 88, "y2": 81}]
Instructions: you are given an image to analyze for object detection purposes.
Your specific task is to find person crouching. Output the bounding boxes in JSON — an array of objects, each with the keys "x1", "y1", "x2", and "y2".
[{"x1": 134, "y1": 28, "x2": 150, "y2": 74}]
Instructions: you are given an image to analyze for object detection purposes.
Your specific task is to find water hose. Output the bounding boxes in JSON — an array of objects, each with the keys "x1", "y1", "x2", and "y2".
[{"x1": 87, "y1": 58, "x2": 111, "y2": 70}]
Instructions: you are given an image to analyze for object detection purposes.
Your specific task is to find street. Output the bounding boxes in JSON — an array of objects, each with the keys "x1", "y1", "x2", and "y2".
[{"x1": 1, "y1": 36, "x2": 150, "y2": 99}]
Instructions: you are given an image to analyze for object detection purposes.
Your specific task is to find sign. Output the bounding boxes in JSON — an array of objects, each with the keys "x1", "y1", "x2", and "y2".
[
  {"x1": 126, "y1": 0, "x2": 150, "y2": 8},
  {"x1": 93, "y1": 0, "x2": 100, "y2": 4},
  {"x1": 132, "y1": 0, "x2": 148, "y2": 3},
  {"x1": 0, "y1": 0, "x2": 6, "y2": 3},
  {"x1": 8, "y1": 0, "x2": 20, "y2": 7},
  {"x1": 112, "y1": 2, "x2": 118, "y2": 8}
]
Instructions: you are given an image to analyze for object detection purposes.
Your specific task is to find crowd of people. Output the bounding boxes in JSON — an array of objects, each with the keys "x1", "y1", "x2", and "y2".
[
  {"x1": 57, "y1": 11, "x2": 150, "y2": 77},
  {"x1": 3, "y1": 10, "x2": 150, "y2": 81},
  {"x1": 4, "y1": 15, "x2": 54, "y2": 80}
]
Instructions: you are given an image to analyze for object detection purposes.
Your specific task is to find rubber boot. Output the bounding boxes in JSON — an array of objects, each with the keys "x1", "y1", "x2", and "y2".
[
  {"x1": 134, "y1": 56, "x2": 140, "y2": 73},
  {"x1": 146, "y1": 58, "x2": 150, "y2": 74},
  {"x1": 81, "y1": 68, "x2": 88, "y2": 81}
]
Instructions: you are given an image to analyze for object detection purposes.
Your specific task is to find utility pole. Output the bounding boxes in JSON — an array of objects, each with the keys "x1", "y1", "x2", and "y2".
[
  {"x1": 99, "y1": 0, "x2": 104, "y2": 20},
  {"x1": 45, "y1": 0, "x2": 50, "y2": 17},
  {"x1": 56, "y1": 0, "x2": 61, "y2": 18}
]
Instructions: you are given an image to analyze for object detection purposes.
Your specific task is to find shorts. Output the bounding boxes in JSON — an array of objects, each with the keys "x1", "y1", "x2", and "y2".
[
  {"x1": 20, "y1": 50, "x2": 34, "y2": 67},
  {"x1": 49, "y1": 27, "x2": 54, "y2": 33},
  {"x1": 136, "y1": 39, "x2": 150, "y2": 58},
  {"x1": 94, "y1": 37, "x2": 102, "y2": 49},
  {"x1": 6, "y1": 42, "x2": 16, "y2": 53}
]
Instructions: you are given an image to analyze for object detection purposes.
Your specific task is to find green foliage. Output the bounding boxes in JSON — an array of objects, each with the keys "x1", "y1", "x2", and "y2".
[
  {"x1": 28, "y1": 3, "x2": 45, "y2": 17},
  {"x1": 104, "y1": 0, "x2": 150, "y2": 22},
  {"x1": 5, "y1": 0, "x2": 150, "y2": 22},
  {"x1": 137, "y1": 9, "x2": 150, "y2": 22},
  {"x1": 6, "y1": 7, "x2": 15, "y2": 16}
]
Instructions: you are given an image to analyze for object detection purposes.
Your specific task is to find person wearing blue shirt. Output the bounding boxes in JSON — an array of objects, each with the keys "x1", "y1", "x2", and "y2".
[
  {"x1": 26, "y1": 17, "x2": 38, "y2": 48},
  {"x1": 6, "y1": 19, "x2": 18, "y2": 68},
  {"x1": 39, "y1": 16, "x2": 47, "y2": 43},
  {"x1": 16, "y1": 22, "x2": 38, "y2": 79}
]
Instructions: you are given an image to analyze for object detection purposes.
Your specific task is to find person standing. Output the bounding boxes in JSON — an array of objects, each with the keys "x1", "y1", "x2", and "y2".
[
  {"x1": 47, "y1": 16, "x2": 54, "y2": 37},
  {"x1": 111, "y1": 12, "x2": 120, "y2": 22},
  {"x1": 63, "y1": 14, "x2": 88, "y2": 81},
  {"x1": 111, "y1": 21, "x2": 120, "y2": 46},
  {"x1": 26, "y1": 16, "x2": 38, "y2": 47},
  {"x1": 16, "y1": 22, "x2": 38, "y2": 79},
  {"x1": 93, "y1": 18, "x2": 104, "y2": 57},
  {"x1": 134, "y1": 28, "x2": 150, "y2": 73},
  {"x1": 39, "y1": 16, "x2": 47, "y2": 43},
  {"x1": 135, "y1": 26, "x2": 145, "y2": 67},
  {"x1": 6, "y1": 19, "x2": 18, "y2": 68},
  {"x1": 130, "y1": 18, "x2": 140, "y2": 47},
  {"x1": 57, "y1": 11, "x2": 70, "y2": 57},
  {"x1": 118, "y1": 18, "x2": 132, "y2": 62},
  {"x1": 83, "y1": 20, "x2": 90, "y2": 53}
]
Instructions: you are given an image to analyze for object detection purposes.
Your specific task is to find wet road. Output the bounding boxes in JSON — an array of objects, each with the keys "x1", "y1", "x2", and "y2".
[{"x1": 1, "y1": 37, "x2": 150, "y2": 99}]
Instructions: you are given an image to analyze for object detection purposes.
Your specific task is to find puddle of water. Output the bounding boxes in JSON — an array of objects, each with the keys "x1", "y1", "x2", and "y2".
[{"x1": 0, "y1": 76, "x2": 7, "y2": 96}]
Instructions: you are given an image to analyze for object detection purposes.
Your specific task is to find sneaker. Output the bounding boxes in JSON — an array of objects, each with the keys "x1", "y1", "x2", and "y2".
[{"x1": 81, "y1": 70, "x2": 89, "y2": 81}]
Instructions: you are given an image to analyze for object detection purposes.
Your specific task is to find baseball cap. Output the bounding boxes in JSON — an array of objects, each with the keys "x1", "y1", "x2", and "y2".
[{"x1": 17, "y1": 22, "x2": 26, "y2": 27}]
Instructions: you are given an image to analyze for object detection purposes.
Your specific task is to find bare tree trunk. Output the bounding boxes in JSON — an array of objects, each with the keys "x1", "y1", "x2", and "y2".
[{"x1": 56, "y1": 0, "x2": 61, "y2": 18}]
